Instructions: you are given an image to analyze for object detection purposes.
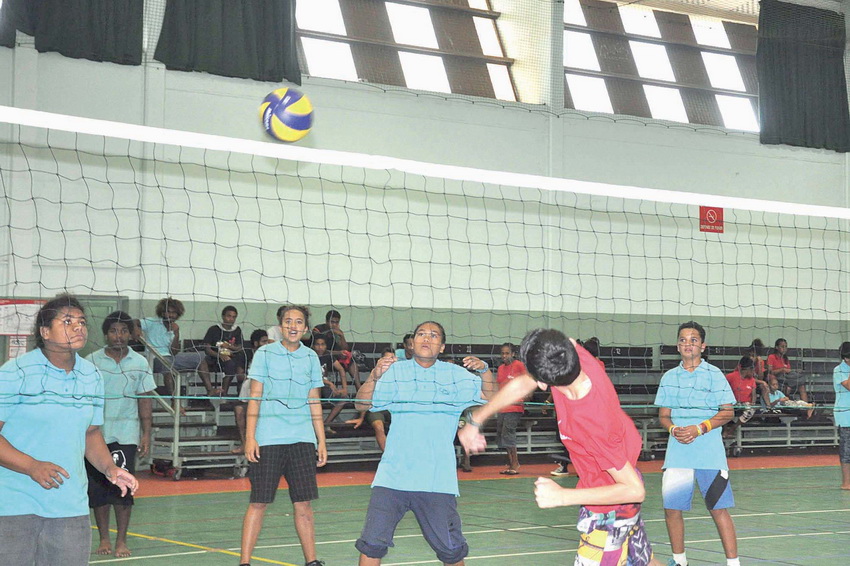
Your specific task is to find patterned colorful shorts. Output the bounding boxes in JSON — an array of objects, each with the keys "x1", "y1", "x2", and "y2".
[{"x1": 574, "y1": 505, "x2": 653, "y2": 566}]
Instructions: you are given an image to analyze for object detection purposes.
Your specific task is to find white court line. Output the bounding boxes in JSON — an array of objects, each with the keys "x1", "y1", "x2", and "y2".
[{"x1": 90, "y1": 550, "x2": 208, "y2": 563}]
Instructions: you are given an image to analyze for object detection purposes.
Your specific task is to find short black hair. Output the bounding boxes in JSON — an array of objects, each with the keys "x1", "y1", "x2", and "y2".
[
  {"x1": 34, "y1": 294, "x2": 85, "y2": 349},
  {"x1": 276, "y1": 305, "x2": 287, "y2": 322},
  {"x1": 249, "y1": 329, "x2": 268, "y2": 346},
  {"x1": 840, "y1": 341, "x2": 850, "y2": 360},
  {"x1": 326, "y1": 309, "x2": 341, "y2": 322},
  {"x1": 583, "y1": 337, "x2": 600, "y2": 359},
  {"x1": 222, "y1": 305, "x2": 238, "y2": 317},
  {"x1": 313, "y1": 335, "x2": 327, "y2": 345},
  {"x1": 519, "y1": 328, "x2": 581, "y2": 386},
  {"x1": 413, "y1": 320, "x2": 446, "y2": 344},
  {"x1": 282, "y1": 305, "x2": 310, "y2": 327},
  {"x1": 381, "y1": 347, "x2": 395, "y2": 356},
  {"x1": 678, "y1": 321, "x2": 706, "y2": 342},
  {"x1": 738, "y1": 356, "x2": 754, "y2": 370},
  {"x1": 403, "y1": 333, "x2": 413, "y2": 342},
  {"x1": 102, "y1": 310, "x2": 134, "y2": 336}
]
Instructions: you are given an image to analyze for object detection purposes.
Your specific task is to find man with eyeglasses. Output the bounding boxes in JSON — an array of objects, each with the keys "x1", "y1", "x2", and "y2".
[{"x1": 353, "y1": 321, "x2": 496, "y2": 566}]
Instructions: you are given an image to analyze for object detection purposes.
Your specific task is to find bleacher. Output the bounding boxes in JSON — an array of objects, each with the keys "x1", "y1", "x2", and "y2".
[{"x1": 146, "y1": 339, "x2": 844, "y2": 478}]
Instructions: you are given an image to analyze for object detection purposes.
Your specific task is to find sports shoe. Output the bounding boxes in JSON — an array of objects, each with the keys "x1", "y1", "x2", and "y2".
[
  {"x1": 305, "y1": 561, "x2": 325, "y2": 566},
  {"x1": 550, "y1": 463, "x2": 569, "y2": 477},
  {"x1": 739, "y1": 404, "x2": 755, "y2": 423},
  {"x1": 667, "y1": 560, "x2": 683, "y2": 566}
]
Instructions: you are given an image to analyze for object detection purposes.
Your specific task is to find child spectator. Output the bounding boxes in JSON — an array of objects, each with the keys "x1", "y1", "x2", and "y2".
[
  {"x1": 833, "y1": 342, "x2": 850, "y2": 490},
  {"x1": 314, "y1": 335, "x2": 350, "y2": 434},
  {"x1": 313, "y1": 309, "x2": 361, "y2": 389},
  {"x1": 768, "y1": 338, "x2": 809, "y2": 404},
  {"x1": 201, "y1": 305, "x2": 246, "y2": 397},
  {"x1": 655, "y1": 321, "x2": 739, "y2": 566},
  {"x1": 723, "y1": 356, "x2": 758, "y2": 438},
  {"x1": 346, "y1": 348, "x2": 394, "y2": 452},
  {"x1": 746, "y1": 339, "x2": 767, "y2": 380},
  {"x1": 394, "y1": 333, "x2": 414, "y2": 360}
]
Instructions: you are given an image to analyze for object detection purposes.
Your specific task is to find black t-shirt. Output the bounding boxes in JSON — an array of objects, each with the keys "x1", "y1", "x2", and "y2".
[
  {"x1": 203, "y1": 324, "x2": 244, "y2": 353},
  {"x1": 318, "y1": 353, "x2": 338, "y2": 384},
  {"x1": 312, "y1": 323, "x2": 338, "y2": 352}
]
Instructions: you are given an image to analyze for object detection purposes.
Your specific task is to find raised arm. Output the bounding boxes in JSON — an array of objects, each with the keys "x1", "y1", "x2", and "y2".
[
  {"x1": 457, "y1": 374, "x2": 538, "y2": 453},
  {"x1": 354, "y1": 355, "x2": 395, "y2": 412}
]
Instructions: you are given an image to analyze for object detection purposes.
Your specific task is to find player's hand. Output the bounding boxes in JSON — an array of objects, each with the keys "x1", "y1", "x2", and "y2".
[
  {"x1": 28, "y1": 460, "x2": 70, "y2": 490},
  {"x1": 373, "y1": 354, "x2": 397, "y2": 379},
  {"x1": 457, "y1": 423, "x2": 487, "y2": 454},
  {"x1": 244, "y1": 438, "x2": 261, "y2": 463},
  {"x1": 105, "y1": 466, "x2": 139, "y2": 497},
  {"x1": 672, "y1": 425, "x2": 698, "y2": 444},
  {"x1": 534, "y1": 477, "x2": 568, "y2": 508},
  {"x1": 316, "y1": 442, "x2": 327, "y2": 467},
  {"x1": 345, "y1": 417, "x2": 365, "y2": 429},
  {"x1": 462, "y1": 356, "x2": 488, "y2": 373},
  {"x1": 169, "y1": 321, "x2": 179, "y2": 332}
]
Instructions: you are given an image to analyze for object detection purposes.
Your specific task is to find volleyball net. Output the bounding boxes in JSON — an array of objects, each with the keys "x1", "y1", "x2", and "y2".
[{"x1": 0, "y1": 105, "x2": 847, "y2": 416}]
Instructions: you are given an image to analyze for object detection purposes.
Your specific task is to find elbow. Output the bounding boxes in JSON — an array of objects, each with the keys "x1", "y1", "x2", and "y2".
[
  {"x1": 629, "y1": 483, "x2": 646, "y2": 503},
  {"x1": 354, "y1": 401, "x2": 371, "y2": 413}
]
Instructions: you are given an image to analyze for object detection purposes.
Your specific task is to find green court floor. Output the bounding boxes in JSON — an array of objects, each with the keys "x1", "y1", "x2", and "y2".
[{"x1": 90, "y1": 466, "x2": 850, "y2": 565}]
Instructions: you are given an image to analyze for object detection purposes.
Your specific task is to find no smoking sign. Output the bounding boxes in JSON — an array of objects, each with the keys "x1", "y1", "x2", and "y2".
[{"x1": 699, "y1": 206, "x2": 724, "y2": 233}]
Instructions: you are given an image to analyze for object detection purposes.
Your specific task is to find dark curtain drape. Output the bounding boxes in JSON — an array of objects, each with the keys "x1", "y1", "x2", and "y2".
[
  {"x1": 757, "y1": 0, "x2": 850, "y2": 152},
  {"x1": 0, "y1": 0, "x2": 142, "y2": 65},
  {"x1": 155, "y1": 0, "x2": 301, "y2": 85}
]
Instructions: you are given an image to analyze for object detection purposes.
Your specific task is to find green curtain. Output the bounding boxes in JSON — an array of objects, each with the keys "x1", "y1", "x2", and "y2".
[
  {"x1": 154, "y1": 0, "x2": 301, "y2": 85},
  {"x1": 757, "y1": 0, "x2": 849, "y2": 152},
  {"x1": 0, "y1": 0, "x2": 142, "y2": 65}
]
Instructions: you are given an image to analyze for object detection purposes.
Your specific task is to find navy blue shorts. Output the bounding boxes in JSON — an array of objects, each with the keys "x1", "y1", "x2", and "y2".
[{"x1": 355, "y1": 487, "x2": 468, "y2": 564}]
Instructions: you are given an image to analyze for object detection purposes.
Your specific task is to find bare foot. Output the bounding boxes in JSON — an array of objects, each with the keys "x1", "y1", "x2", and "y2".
[
  {"x1": 841, "y1": 484, "x2": 850, "y2": 490},
  {"x1": 114, "y1": 542, "x2": 131, "y2": 558},
  {"x1": 230, "y1": 446, "x2": 244, "y2": 454},
  {"x1": 95, "y1": 540, "x2": 112, "y2": 555}
]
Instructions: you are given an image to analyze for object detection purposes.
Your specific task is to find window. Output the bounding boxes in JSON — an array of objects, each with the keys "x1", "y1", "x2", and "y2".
[
  {"x1": 564, "y1": 0, "x2": 758, "y2": 130},
  {"x1": 295, "y1": 0, "x2": 517, "y2": 102}
]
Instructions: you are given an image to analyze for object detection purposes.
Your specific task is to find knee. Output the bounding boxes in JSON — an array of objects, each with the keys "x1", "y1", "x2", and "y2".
[
  {"x1": 293, "y1": 501, "x2": 313, "y2": 517},
  {"x1": 356, "y1": 538, "x2": 389, "y2": 559}
]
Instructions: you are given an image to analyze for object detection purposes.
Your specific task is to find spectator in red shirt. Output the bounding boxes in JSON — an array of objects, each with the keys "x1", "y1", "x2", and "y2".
[
  {"x1": 768, "y1": 338, "x2": 809, "y2": 404},
  {"x1": 496, "y1": 343, "x2": 527, "y2": 475},
  {"x1": 724, "y1": 357, "x2": 759, "y2": 437}
]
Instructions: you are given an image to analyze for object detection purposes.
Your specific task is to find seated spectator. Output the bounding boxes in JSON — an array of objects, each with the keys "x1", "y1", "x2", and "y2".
[
  {"x1": 266, "y1": 305, "x2": 286, "y2": 343},
  {"x1": 394, "y1": 333, "x2": 414, "y2": 360},
  {"x1": 232, "y1": 330, "x2": 272, "y2": 454},
  {"x1": 746, "y1": 339, "x2": 768, "y2": 380},
  {"x1": 768, "y1": 338, "x2": 809, "y2": 404},
  {"x1": 200, "y1": 305, "x2": 246, "y2": 397},
  {"x1": 313, "y1": 309, "x2": 361, "y2": 389},
  {"x1": 346, "y1": 348, "x2": 394, "y2": 451},
  {"x1": 314, "y1": 335, "x2": 351, "y2": 434},
  {"x1": 724, "y1": 357, "x2": 758, "y2": 437},
  {"x1": 137, "y1": 297, "x2": 204, "y2": 395},
  {"x1": 737, "y1": 348, "x2": 770, "y2": 407},
  {"x1": 766, "y1": 380, "x2": 791, "y2": 408}
]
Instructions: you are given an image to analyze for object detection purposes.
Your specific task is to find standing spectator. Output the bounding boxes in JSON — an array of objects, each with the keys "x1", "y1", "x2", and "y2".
[
  {"x1": 353, "y1": 321, "x2": 495, "y2": 565},
  {"x1": 200, "y1": 305, "x2": 246, "y2": 396},
  {"x1": 496, "y1": 342, "x2": 526, "y2": 475},
  {"x1": 0, "y1": 295, "x2": 138, "y2": 565},
  {"x1": 833, "y1": 342, "x2": 850, "y2": 490},
  {"x1": 240, "y1": 305, "x2": 327, "y2": 566},
  {"x1": 137, "y1": 297, "x2": 204, "y2": 396},
  {"x1": 86, "y1": 311, "x2": 155, "y2": 557},
  {"x1": 768, "y1": 338, "x2": 809, "y2": 404},
  {"x1": 313, "y1": 309, "x2": 361, "y2": 389},
  {"x1": 459, "y1": 330, "x2": 663, "y2": 566},
  {"x1": 394, "y1": 334, "x2": 414, "y2": 360},
  {"x1": 655, "y1": 321, "x2": 739, "y2": 566}
]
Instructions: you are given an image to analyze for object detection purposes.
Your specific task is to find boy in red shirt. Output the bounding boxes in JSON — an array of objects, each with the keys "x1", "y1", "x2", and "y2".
[{"x1": 459, "y1": 329, "x2": 663, "y2": 566}]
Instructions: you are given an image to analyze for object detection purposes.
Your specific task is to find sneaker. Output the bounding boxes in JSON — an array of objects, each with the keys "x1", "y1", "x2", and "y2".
[
  {"x1": 667, "y1": 560, "x2": 683, "y2": 566},
  {"x1": 550, "y1": 463, "x2": 569, "y2": 477},
  {"x1": 740, "y1": 405, "x2": 755, "y2": 423},
  {"x1": 305, "y1": 561, "x2": 325, "y2": 566}
]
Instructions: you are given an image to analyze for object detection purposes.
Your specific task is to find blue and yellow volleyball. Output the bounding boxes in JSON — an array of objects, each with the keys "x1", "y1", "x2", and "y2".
[{"x1": 260, "y1": 87, "x2": 313, "y2": 142}]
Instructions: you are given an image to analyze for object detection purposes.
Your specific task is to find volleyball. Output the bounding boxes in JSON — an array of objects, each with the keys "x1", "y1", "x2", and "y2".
[{"x1": 259, "y1": 87, "x2": 313, "y2": 142}]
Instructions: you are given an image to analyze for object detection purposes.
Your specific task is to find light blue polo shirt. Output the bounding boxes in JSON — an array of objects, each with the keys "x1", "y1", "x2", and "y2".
[
  {"x1": 87, "y1": 348, "x2": 156, "y2": 445},
  {"x1": 768, "y1": 389, "x2": 785, "y2": 404},
  {"x1": 249, "y1": 341, "x2": 323, "y2": 447},
  {"x1": 371, "y1": 359, "x2": 484, "y2": 496},
  {"x1": 0, "y1": 348, "x2": 104, "y2": 518},
  {"x1": 833, "y1": 361, "x2": 850, "y2": 427},
  {"x1": 655, "y1": 360, "x2": 735, "y2": 471},
  {"x1": 139, "y1": 317, "x2": 173, "y2": 356}
]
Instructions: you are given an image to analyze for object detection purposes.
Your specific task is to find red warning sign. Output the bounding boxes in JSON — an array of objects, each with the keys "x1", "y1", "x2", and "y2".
[{"x1": 699, "y1": 206, "x2": 724, "y2": 233}]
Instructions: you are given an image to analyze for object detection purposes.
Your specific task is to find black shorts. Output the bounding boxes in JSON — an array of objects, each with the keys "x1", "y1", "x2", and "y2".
[
  {"x1": 86, "y1": 442, "x2": 136, "y2": 507},
  {"x1": 366, "y1": 410, "x2": 390, "y2": 426},
  {"x1": 249, "y1": 443, "x2": 319, "y2": 504}
]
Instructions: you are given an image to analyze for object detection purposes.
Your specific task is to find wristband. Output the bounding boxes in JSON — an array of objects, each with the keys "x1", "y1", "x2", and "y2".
[
  {"x1": 466, "y1": 413, "x2": 483, "y2": 428},
  {"x1": 668, "y1": 425, "x2": 676, "y2": 436},
  {"x1": 473, "y1": 362, "x2": 489, "y2": 374},
  {"x1": 695, "y1": 423, "x2": 703, "y2": 436},
  {"x1": 701, "y1": 419, "x2": 713, "y2": 433}
]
